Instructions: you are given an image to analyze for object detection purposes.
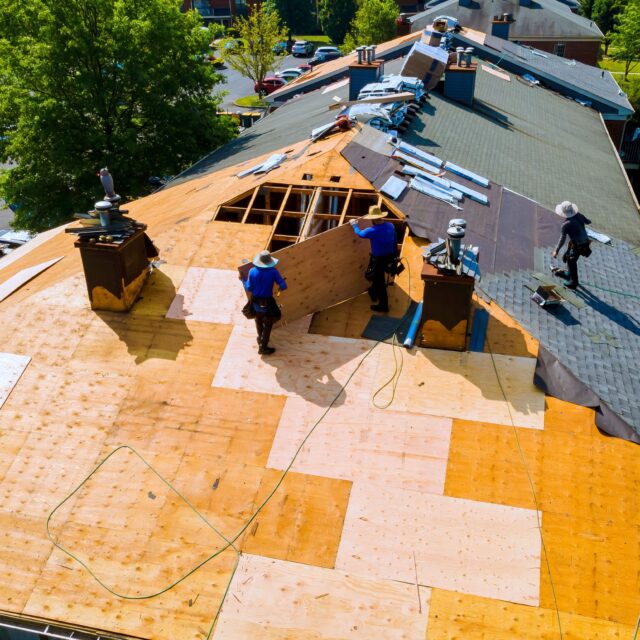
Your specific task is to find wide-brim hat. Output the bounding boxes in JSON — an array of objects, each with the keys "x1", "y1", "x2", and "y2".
[
  {"x1": 252, "y1": 250, "x2": 278, "y2": 268},
  {"x1": 363, "y1": 205, "x2": 388, "y2": 220},
  {"x1": 555, "y1": 201, "x2": 579, "y2": 218}
]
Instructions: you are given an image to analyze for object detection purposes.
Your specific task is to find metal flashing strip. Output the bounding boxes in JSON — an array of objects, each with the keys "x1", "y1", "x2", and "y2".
[
  {"x1": 409, "y1": 176, "x2": 462, "y2": 208},
  {"x1": 396, "y1": 141, "x2": 443, "y2": 168},
  {"x1": 443, "y1": 162, "x2": 490, "y2": 187},
  {"x1": 380, "y1": 175, "x2": 408, "y2": 200}
]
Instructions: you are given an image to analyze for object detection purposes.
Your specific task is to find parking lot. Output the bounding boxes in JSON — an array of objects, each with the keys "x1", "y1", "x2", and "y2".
[{"x1": 217, "y1": 52, "x2": 312, "y2": 112}]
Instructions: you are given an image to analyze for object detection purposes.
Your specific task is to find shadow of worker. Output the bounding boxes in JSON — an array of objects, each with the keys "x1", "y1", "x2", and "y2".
[
  {"x1": 96, "y1": 268, "x2": 193, "y2": 365},
  {"x1": 577, "y1": 286, "x2": 640, "y2": 338}
]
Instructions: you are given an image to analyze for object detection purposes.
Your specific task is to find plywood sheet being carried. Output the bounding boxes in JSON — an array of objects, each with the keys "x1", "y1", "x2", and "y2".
[
  {"x1": 374, "y1": 345, "x2": 545, "y2": 429},
  {"x1": 214, "y1": 554, "x2": 429, "y2": 640},
  {"x1": 267, "y1": 397, "x2": 452, "y2": 494},
  {"x1": 335, "y1": 483, "x2": 541, "y2": 606},
  {"x1": 240, "y1": 221, "x2": 373, "y2": 325},
  {"x1": 0, "y1": 352, "x2": 31, "y2": 409},
  {"x1": 212, "y1": 324, "x2": 379, "y2": 407},
  {"x1": 166, "y1": 267, "x2": 246, "y2": 325}
]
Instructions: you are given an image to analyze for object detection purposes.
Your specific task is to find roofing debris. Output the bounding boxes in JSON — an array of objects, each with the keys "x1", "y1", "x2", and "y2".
[{"x1": 237, "y1": 153, "x2": 287, "y2": 178}]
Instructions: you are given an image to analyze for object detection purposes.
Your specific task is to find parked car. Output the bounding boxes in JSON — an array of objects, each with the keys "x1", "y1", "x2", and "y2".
[
  {"x1": 224, "y1": 38, "x2": 245, "y2": 51},
  {"x1": 254, "y1": 76, "x2": 286, "y2": 96},
  {"x1": 309, "y1": 50, "x2": 342, "y2": 66},
  {"x1": 276, "y1": 68, "x2": 304, "y2": 82},
  {"x1": 273, "y1": 41, "x2": 288, "y2": 55},
  {"x1": 292, "y1": 40, "x2": 314, "y2": 57}
]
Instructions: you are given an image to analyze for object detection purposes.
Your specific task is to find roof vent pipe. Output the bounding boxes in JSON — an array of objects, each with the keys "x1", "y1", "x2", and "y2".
[
  {"x1": 465, "y1": 47, "x2": 474, "y2": 66},
  {"x1": 366, "y1": 46, "x2": 373, "y2": 64},
  {"x1": 356, "y1": 46, "x2": 365, "y2": 64},
  {"x1": 371, "y1": 45, "x2": 377, "y2": 62},
  {"x1": 456, "y1": 46, "x2": 464, "y2": 66}
]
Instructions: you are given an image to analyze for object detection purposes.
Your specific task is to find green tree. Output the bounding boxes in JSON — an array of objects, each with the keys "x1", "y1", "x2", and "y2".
[
  {"x1": 222, "y1": 5, "x2": 287, "y2": 94},
  {"x1": 343, "y1": 0, "x2": 399, "y2": 51},
  {"x1": 611, "y1": 0, "x2": 640, "y2": 79},
  {"x1": 265, "y1": 0, "x2": 315, "y2": 42},
  {"x1": 592, "y1": 0, "x2": 626, "y2": 54},
  {"x1": 319, "y1": 0, "x2": 357, "y2": 45},
  {"x1": 579, "y1": 0, "x2": 595, "y2": 18},
  {"x1": 0, "y1": 0, "x2": 236, "y2": 232}
]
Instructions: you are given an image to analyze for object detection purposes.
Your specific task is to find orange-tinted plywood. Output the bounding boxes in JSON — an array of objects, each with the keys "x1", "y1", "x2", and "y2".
[
  {"x1": 540, "y1": 512, "x2": 640, "y2": 626},
  {"x1": 374, "y1": 345, "x2": 545, "y2": 429},
  {"x1": 214, "y1": 554, "x2": 429, "y2": 639},
  {"x1": 445, "y1": 418, "x2": 640, "y2": 525},
  {"x1": 336, "y1": 483, "x2": 541, "y2": 606},
  {"x1": 267, "y1": 397, "x2": 452, "y2": 494},
  {"x1": 426, "y1": 588, "x2": 635, "y2": 639},
  {"x1": 190, "y1": 221, "x2": 272, "y2": 270}
]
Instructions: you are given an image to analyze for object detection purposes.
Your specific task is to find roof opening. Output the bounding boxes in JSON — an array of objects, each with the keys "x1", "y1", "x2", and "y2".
[
  {"x1": 330, "y1": 176, "x2": 341, "y2": 183},
  {"x1": 302, "y1": 173, "x2": 314, "y2": 181}
]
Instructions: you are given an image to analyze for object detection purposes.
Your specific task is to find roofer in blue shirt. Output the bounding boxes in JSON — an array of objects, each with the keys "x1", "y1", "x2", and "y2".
[
  {"x1": 242, "y1": 250, "x2": 287, "y2": 355},
  {"x1": 350, "y1": 205, "x2": 398, "y2": 313},
  {"x1": 551, "y1": 200, "x2": 592, "y2": 290}
]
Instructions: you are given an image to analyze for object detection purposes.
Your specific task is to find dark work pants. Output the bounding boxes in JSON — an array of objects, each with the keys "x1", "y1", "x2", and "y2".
[
  {"x1": 254, "y1": 313, "x2": 275, "y2": 349},
  {"x1": 370, "y1": 256, "x2": 391, "y2": 310},
  {"x1": 560, "y1": 245, "x2": 580, "y2": 286}
]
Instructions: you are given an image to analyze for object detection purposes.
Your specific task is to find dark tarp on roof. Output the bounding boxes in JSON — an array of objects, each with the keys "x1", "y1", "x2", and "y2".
[{"x1": 342, "y1": 140, "x2": 562, "y2": 275}]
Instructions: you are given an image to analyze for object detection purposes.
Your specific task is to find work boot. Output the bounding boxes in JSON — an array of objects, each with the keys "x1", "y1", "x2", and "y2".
[
  {"x1": 258, "y1": 346, "x2": 276, "y2": 355},
  {"x1": 562, "y1": 280, "x2": 578, "y2": 290},
  {"x1": 370, "y1": 304, "x2": 389, "y2": 313},
  {"x1": 367, "y1": 286, "x2": 378, "y2": 302}
]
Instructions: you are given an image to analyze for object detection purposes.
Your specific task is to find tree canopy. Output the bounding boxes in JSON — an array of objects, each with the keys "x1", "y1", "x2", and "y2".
[
  {"x1": 343, "y1": 0, "x2": 399, "y2": 51},
  {"x1": 222, "y1": 5, "x2": 287, "y2": 89},
  {"x1": 318, "y1": 0, "x2": 358, "y2": 45},
  {"x1": 265, "y1": 0, "x2": 315, "y2": 41},
  {"x1": 0, "y1": 0, "x2": 237, "y2": 231},
  {"x1": 611, "y1": 0, "x2": 640, "y2": 79},
  {"x1": 592, "y1": 0, "x2": 627, "y2": 53}
]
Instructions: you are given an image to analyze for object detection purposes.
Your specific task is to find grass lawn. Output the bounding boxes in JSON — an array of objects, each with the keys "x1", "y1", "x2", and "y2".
[
  {"x1": 234, "y1": 95, "x2": 269, "y2": 108},
  {"x1": 598, "y1": 56, "x2": 639, "y2": 74},
  {"x1": 293, "y1": 34, "x2": 334, "y2": 45}
]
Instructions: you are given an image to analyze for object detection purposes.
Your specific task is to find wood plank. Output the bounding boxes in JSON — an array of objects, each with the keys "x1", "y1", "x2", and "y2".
[
  {"x1": 335, "y1": 483, "x2": 541, "y2": 606},
  {"x1": 267, "y1": 397, "x2": 452, "y2": 494},
  {"x1": 166, "y1": 267, "x2": 246, "y2": 325},
  {"x1": 241, "y1": 185, "x2": 261, "y2": 224},
  {"x1": 427, "y1": 588, "x2": 635, "y2": 639},
  {"x1": 0, "y1": 352, "x2": 31, "y2": 409},
  {"x1": 214, "y1": 554, "x2": 429, "y2": 639},
  {"x1": 374, "y1": 345, "x2": 545, "y2": 429},
  {"x1": 266, "y1": 184, "x2": 294, "y2": 248},
  {"x1": 0, "y1": 257, "x2": 63, "y2": 303}
]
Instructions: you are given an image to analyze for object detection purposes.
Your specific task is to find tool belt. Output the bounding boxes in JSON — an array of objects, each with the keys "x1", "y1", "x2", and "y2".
[
  {"x1": 563, "y1": 240, "x2": 592, "y2": 262},
  {"x1": 365, "y1": 254, "x2": 404, "y2": 281},
  {"x1": 251, "y1": 296, "x2": 282, "y2": 320}
]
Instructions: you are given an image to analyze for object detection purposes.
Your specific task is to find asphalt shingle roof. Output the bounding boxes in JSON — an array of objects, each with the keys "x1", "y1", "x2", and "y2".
[
  {"x1": 411, "y1": 0, "x2": 603, "y2": 39},
  {"x1": 403, "y1": 65, "x2": 640, "y2": 244},
  {"x1": 481, "y1": 239, "x2": 640, "y2": 442}
]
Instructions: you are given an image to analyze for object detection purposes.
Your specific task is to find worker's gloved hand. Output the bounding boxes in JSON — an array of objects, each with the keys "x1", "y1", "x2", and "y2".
[
  {"x1": 349, "y1": 219, "x2": 357, "y2": 226},
  {"x1": 552, "y1": 251, "x2": 558, "y2": 259}
]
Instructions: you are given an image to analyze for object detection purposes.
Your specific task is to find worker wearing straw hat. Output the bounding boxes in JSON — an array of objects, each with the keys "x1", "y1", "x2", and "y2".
[
  {"x1": 551, "y1": 201, "x2": 592, "y2": 290},
  {"x1": 242, "y1": 250, "x2": 287, "y2": 355},
  {"x1": 350, "y1": 206, "x2": 398, "y2": 313}
]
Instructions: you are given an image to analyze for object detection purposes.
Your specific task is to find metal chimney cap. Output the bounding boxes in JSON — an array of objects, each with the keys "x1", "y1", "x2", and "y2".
[
  {"x1": 447, "y1": 225, "x2": 466, "y2": 238},
  {"x1": 94, "y1": 200, "x2": 113, "y2": 211},
  {"x1": 449, "y1": 218, "x2": 467, "y2": 228}
]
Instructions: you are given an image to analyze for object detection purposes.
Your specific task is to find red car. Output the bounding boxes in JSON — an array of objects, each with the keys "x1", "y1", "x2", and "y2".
[
  {"x1": 297, "y1": 64, "x2": 312, "y2": 73},
  {"x1": 254, "y1": 76, "x2": 286, "y2": 96}
]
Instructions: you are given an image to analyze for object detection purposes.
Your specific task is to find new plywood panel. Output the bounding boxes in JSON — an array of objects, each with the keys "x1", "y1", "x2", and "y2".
[
  {"x1": 166, "y1": 267, "x2": 246, "y2": 325},
  {"x1": 242, "y1": 222, "x2": 373, "y2": 325},
  {"x1": 374, "y1": 345, "x2": 544, "y2": 429},
  {"x1": 427, "y1": 588, "x2": 635, "y2": 639},
  {"x1": 445, "y1": 418, "x2": 640, "y2": 525},
  {"x1": 268, "y1": 397, "x2": 452, "y2": 494},
  {"x1": 335, "y1": 483, "x2": 541, "y2": 606},
  {"x1": 0, "y1": 352, "x2": 31, "y2": 409},
  {"x1": 191, "y1": 221, "x2": 272, "y2": 269},
  {"x1": 214, "y1": 554, "x2": 429, "y2": 640},
  {"x1": 212, "y1": 324, "x2": 379, "y2": 407},
  {"x1": 541, "y1": 512, "x2": 640, "y2": 626}
]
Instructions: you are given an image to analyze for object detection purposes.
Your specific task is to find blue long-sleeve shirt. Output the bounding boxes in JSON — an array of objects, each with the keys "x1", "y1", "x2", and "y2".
[
  {"x1": 243, "y1": 266, "x2": 287, "y2": 298},
  {"x1": 554, "y1": 212, "x2": 591, "y2": 254},
  {"x1": 353, "y1": 222, "x2": 397, "y2": 257}
]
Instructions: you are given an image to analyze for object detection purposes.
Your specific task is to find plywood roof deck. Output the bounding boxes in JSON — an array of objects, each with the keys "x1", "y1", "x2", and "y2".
[{"x1": 0, "y1": 127, "x2": 638, "y2": 639}]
